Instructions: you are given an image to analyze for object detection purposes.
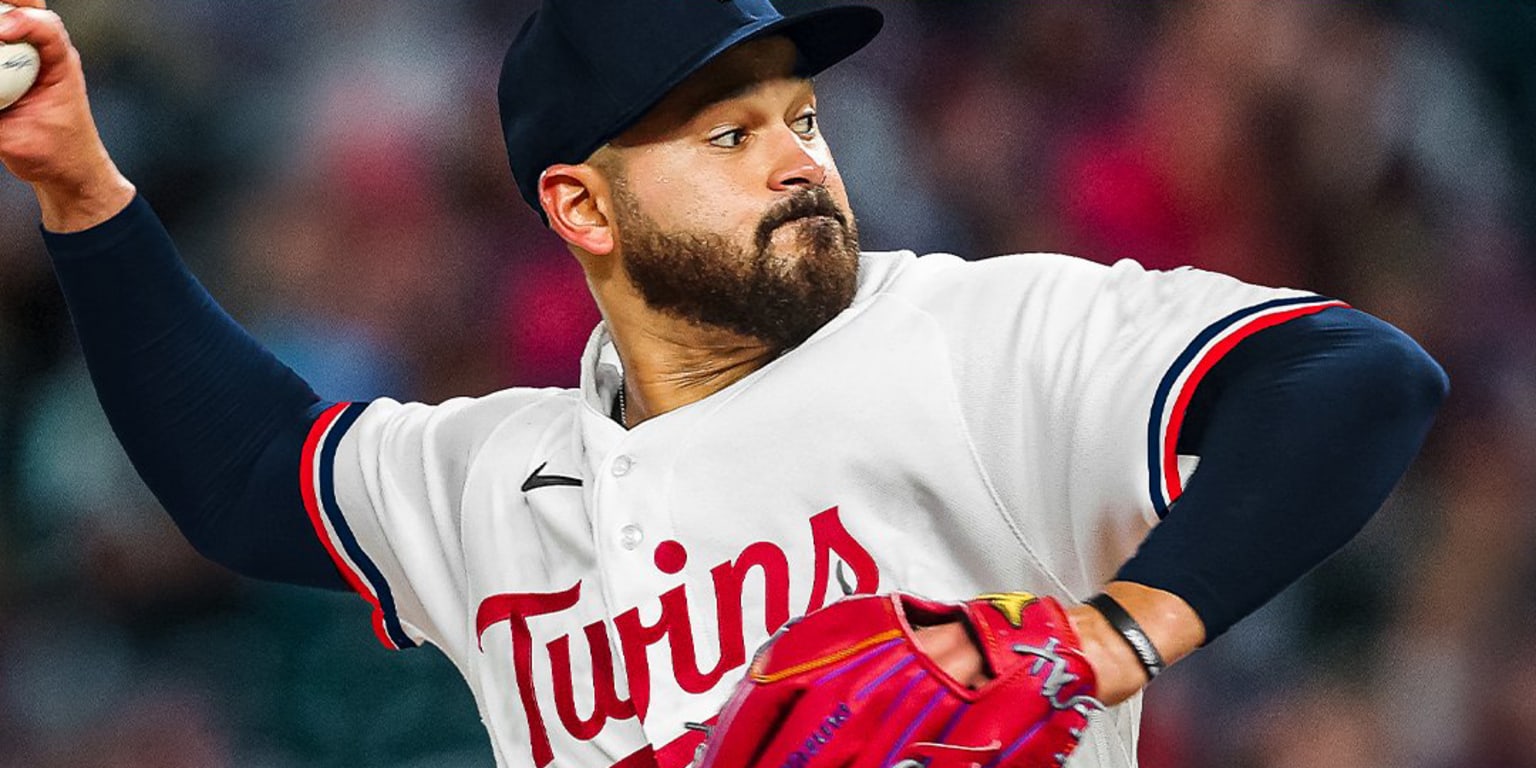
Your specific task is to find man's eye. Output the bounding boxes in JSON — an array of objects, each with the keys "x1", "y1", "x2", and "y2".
[
  {"x1": 792, "y1": 113, "x2": 817, "y2": 136},
  {"x1": 709, "y1": 129, "x2": 747, "y2": 148}
]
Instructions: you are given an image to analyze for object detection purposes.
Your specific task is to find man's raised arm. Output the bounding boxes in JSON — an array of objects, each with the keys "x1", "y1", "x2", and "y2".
[{"x1": 0, "y1": 1, "x2": 345, "y2": 589}]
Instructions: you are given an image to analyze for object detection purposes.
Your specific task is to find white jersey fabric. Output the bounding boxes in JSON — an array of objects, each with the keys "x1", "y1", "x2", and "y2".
[{"x1": 300, "y1": 250, "x2": 1341, "y2": 768}]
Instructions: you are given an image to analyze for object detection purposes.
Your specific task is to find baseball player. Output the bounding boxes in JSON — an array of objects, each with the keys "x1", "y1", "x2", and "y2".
[{"x1": 0, "y1": 1, "x2": 1447, "y2": 766}]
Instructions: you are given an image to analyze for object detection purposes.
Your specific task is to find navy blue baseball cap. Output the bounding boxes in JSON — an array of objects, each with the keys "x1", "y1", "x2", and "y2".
[{"x1": 498, "y1": 0, "x2": 884, "y2": 216}]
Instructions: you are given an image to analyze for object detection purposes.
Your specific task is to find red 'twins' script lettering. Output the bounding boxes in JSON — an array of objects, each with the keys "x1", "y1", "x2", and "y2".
[{"x1": 474, "y1": 506, "x2": 880, "y2": 768}]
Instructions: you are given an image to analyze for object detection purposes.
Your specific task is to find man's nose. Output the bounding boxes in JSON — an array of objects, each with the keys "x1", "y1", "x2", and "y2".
[{"x1": 767, "y1": 130, "x2": 828, "y2": 191}]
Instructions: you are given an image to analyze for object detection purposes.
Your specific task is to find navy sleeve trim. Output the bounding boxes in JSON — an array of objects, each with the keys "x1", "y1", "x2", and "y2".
[
  {"x1": 302, "y1": 402, "x2": 418, "y2": 650},
  {"x1": 1146, "y1": 296, "x2": 1347, "y2": 518},
  {"x1": 1122, "y1": 306, "x2": 1448, "y2": 640}
]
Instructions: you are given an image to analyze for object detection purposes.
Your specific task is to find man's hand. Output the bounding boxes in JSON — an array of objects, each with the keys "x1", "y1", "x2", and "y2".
[
  {"x1": 0, "y1": 0, "x2": 134, "y2": 232},
  {"x1": 914, "y1": 581, "x2": 1206, "y2": 707}
]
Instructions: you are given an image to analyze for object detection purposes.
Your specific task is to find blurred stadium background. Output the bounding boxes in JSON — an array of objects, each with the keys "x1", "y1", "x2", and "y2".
[{"x1": 1, "y1": 1, "x2": 1533, "y2": 766}]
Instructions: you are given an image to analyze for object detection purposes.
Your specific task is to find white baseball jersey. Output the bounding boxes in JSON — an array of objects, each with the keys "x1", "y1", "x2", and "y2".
[{"x1": 299, "y1": 250, "x2": 1341, "y2": 768}]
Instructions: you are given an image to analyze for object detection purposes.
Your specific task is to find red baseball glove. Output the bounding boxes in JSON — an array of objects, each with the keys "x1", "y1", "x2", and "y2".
[{"x1": 695, "y1": 592, "x2": 1103, "y2": 768}]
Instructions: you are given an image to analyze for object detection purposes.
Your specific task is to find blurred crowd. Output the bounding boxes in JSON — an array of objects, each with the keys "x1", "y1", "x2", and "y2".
[{"x1": 1, "y1": 1, "x2": 1532, "y2": 766}]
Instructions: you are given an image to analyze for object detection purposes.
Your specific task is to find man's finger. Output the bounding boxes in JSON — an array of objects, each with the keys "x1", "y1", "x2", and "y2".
[
  {"x1": 2, "y1": 1, "x2": 49, "y2": 11},
  {"x1": 0, "y1": 7, "x2": 73, "y2": 88}
]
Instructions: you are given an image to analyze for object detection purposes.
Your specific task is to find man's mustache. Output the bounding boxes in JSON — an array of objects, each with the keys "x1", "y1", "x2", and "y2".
[{"x1": 755, "y1": 187, "x2": 848, "y2": 251}]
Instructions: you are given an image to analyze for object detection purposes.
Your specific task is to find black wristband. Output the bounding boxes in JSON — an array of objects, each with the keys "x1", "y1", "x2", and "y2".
[{"x1": 1085, "y1": 593, "x2": 1165, "y2": 681}]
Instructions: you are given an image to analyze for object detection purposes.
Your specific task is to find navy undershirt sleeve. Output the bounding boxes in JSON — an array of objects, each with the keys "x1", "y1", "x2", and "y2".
[
  {"x1": 1116, "y1": 306, "x2": 1448, "y2": 640},
  {"x1": 42, "y1": 195, "x2": 348, "y2": 590},
  {"x1": 42, "y1": 195, "x2": 1450, "y2": 630}
]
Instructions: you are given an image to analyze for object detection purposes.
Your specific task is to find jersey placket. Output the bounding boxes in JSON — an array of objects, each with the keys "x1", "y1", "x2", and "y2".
[{"x1": 577, "y1": 393, "x2": 700, "y2": 747}]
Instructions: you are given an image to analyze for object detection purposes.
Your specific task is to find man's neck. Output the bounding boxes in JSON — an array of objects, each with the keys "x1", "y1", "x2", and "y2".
[{"x1": 605, "y1": 310, "x2": 777, "y2": 428}]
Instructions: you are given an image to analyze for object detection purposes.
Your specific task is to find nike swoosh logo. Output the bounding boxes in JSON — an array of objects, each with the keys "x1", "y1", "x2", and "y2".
[{"x1": 522, "y1": 461, "x2": 583, "y2": 492}]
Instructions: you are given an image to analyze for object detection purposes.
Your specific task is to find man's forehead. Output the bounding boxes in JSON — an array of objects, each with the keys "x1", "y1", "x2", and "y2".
[{"x1": 611, "y1": 37, "x2": 810, "y2": 146}]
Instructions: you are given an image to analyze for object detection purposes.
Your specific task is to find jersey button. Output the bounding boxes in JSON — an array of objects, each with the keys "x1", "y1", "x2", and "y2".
[
  {"x1": 619, "y1": 524, "x2": 644, "y2": 550},
  {"x1": 612, "y1": 455, "x2": 634, "y2": 477}
]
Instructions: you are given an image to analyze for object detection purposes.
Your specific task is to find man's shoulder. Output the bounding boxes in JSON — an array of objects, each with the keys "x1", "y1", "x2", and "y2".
[
  {"x1": 854, "y1": 249, "x2": 1112, "y2": 305},
  {"x1": 445, "y1": 385, "x2": 581, "y2": 418},
  {"x1": 352, "y1": 386, "x2": 581, "y2": 447}
]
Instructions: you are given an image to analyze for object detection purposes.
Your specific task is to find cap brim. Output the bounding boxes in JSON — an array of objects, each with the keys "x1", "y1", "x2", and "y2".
[
  {"x1": 764, "y1": 5, "x2": 885, "y2": 78},
  {"x1": 589, "y1": 5, "x2": 883, "y2": 159}
]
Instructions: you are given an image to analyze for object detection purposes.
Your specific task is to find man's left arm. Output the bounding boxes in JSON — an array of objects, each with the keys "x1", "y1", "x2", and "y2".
[
  {"x1": 1084, "y1": 307, "x2": 1447, "y2": 701},
  {"x1": 919, "y1": 306, "x2": 1448, "y2": 704}
]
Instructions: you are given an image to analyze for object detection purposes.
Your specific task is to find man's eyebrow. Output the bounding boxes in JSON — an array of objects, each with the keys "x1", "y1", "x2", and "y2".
[{"x1": 694, "y1": 76, "x2": 814, "y2": 113}]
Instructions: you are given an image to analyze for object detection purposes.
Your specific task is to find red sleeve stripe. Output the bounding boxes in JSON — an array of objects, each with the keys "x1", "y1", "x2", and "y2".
[
  {"x1": 300, "y1": 402, "x2": 410, "y2": 650},
  {"x1": 1149, "y1": 297, "x2": 1349, "y2": 517}
]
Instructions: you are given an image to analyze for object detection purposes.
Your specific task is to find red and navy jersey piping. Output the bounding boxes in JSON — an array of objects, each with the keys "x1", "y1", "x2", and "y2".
[
  {"x1": 1145, "y1": 295, "x2": 1348, "y2": 519},
  {"x1": 301, "y1": 402, "x2": 418, "y2": 650}
]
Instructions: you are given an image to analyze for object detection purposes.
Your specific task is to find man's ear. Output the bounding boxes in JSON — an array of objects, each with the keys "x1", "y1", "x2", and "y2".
[{"x1": 539, "y1": 163, "x2": 616, "y2": 256}]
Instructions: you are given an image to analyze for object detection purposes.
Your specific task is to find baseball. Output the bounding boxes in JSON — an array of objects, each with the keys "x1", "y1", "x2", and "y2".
[{"x1": 0, "y1": 2, "x2": 40, "y2": 110}]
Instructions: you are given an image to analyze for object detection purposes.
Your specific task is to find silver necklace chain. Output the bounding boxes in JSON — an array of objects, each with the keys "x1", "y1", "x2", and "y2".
[{"x1": 618, "y1": 380, "x2": 627, "y2": 426}]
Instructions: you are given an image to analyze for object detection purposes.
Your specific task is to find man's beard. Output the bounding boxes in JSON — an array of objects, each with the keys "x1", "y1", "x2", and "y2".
[{"x1": 613, "y1": 183, "x2": 862, "y2": 353}]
